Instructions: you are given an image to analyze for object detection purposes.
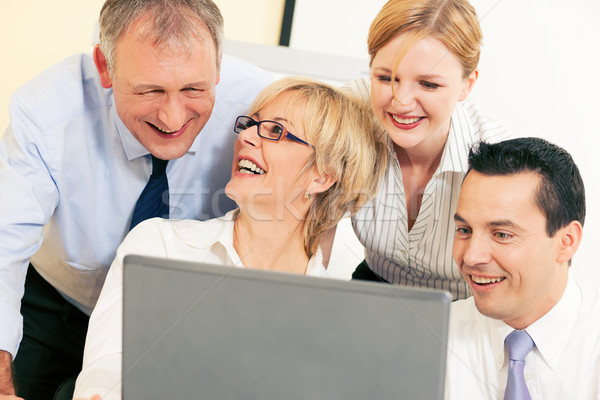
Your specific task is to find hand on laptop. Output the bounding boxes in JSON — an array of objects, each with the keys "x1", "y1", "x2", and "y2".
[{"x1": 75, "y1": 395, "x2": 102, "y2": 400}]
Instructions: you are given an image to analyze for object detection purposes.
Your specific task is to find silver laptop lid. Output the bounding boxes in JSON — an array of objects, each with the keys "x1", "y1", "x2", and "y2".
[{"x1": 122, "y1": 255, "x2": 451, "y2": 399}]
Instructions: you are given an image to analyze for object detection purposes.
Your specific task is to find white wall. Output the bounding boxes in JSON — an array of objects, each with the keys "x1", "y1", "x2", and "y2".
[
  {"x1": 470, "y1": 1, "x2": 600, "y2": 286},
  {"x1": 288, "y1": 0, "x2": 600, "y2": 285}
]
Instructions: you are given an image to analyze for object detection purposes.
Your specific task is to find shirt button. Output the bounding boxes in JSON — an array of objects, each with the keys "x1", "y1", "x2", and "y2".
[
  {"x1": 524, "y1": 372, "x2": 532, "y2": 381},
  {"x1": 401, "y1": 250, "x2": 407, "y2": 257}
]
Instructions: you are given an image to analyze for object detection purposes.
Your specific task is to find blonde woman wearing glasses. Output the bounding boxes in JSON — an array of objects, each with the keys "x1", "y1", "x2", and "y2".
[{"x1": 73, "y1": 77, "x2": 386, "y2": 400}]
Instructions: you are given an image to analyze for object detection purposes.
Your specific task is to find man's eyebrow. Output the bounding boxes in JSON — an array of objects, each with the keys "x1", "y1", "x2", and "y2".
[
  {"x1": 132, "y1": 81, "x2": 209, "y2": 92},
  {"x1": 182, "y1": 81, "x2": 210, "y2": 88},
  {"x1": 454, "y1": 213, "x2": 466, "y2": 222},
  {"x1": 488, "y1": 220, "x2": 519, "y2": 228},
  {"x1": 454, "y1": 213, "x2": 522, "y2": 230},
  {"x1": 132, "y1": 84, "x2": 163, "y2": 92}
]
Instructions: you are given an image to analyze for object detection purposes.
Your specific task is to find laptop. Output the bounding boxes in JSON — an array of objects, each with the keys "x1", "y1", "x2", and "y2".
[{"x1": 122, "y1": 255, "x2": 451, "y2": 399}]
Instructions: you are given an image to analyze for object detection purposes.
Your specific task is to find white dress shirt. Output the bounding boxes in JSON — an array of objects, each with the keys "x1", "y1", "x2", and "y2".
[
  {"x1": 445, "y1": 272, "x2": 600, "y2": 399},
  {"x1": 73, "y1": 211, "x2": 329, "y2": 400},
  {"x1": 347, "y1": 77, "x2": 512, "y2": 299},
  {"x1": 0, "y1": 52, "x2": 272, "y2": 356}
]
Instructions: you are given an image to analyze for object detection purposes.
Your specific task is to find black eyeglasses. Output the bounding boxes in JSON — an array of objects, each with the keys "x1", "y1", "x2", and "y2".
[{"x1": 233, "y1": 116, "x2": 315, "y2": 148}]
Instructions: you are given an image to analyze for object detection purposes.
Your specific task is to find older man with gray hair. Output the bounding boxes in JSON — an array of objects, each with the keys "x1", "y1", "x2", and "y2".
[{"x1": 0, "y1": 1, "x2": 272, "y2": 398}]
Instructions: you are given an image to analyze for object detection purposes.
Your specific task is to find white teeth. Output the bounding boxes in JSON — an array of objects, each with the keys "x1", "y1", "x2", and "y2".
[
  {"x1": 471, "y1": 275, "x2": 505, "y2": 284},
  {"x1": 238, "y1": 159, "x2": 265, "y2": 175},
  {"x1": 156, "y1": 125, "x2": 176, "y2": 134},
  {"x1": 392, "y1": 115, "x2": 422, "y2": 124}
]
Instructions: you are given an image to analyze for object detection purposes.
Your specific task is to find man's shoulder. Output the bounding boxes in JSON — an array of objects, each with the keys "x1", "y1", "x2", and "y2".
[
  {"x1": 214, "y1": 54, "x2": 273, "y2": 104},
  {"x1": 220, "y1": 54, "x2": 273, "y2": 82},
  {"x1": 10, "y1": 53, "x2": 111, "y2": 130}
]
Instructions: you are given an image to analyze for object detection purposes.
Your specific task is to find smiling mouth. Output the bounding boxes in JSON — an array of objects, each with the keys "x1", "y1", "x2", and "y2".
[
  {"x1": 471, "y1": 275, "x2": 506, "y2": 285},
  {"x1": 147, "y1": 122, "x2": 182, "y2": 134},
  {"x1": 238, "y1": 159, "x2": 265, "y2": 175},
  {"x1": 391, "y1": 115, "x2": 424, "y2": 124}
]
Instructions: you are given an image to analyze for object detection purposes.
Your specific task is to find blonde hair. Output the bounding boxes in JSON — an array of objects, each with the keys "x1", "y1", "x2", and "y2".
[
  {"x1": 368, "y1": 0, "x2": 481, "y2": 78},
  {"x1": 248, "y1": 77, "x2": 387, "y2": 258}
]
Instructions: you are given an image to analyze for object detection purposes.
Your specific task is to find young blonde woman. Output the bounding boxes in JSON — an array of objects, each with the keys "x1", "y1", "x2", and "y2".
[
  {"x1": 347, "y1": 0, "x2": 512, "y2": 299},
  {"x1": 72, "y1": 77, "x2": 386, "y2": 400}
]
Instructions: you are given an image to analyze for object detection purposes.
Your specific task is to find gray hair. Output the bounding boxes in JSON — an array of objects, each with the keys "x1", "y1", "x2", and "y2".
[{"x1": 98, "y1": 0, "x2": 224, "y2": 74}]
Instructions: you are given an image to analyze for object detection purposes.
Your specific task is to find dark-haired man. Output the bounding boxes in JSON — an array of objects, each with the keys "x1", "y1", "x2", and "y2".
[{"x1": 446, "y1": 138, "x2": 600, "y2": 399}]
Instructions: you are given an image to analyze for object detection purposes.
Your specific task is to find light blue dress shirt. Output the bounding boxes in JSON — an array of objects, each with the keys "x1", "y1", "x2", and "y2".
[{"x1": 0, "y1": 52, "x2": 273, "y2": 357}]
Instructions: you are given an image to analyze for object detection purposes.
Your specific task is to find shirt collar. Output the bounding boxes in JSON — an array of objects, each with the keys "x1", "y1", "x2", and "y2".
[
  {"x1": 173, "y1": 210, "x2": 242, "y2": 266},
  {"x1": 489, "y1": 317, "x2": 515, "y2": 370},
  {"x1": 306, "y1": 247, "x2": 327, "y2": 277},
  {"x1": 170, "y1": 209, "x2": 328, "y2": 276},
  {"x1": 487, "y1": 272, "x2": 581, "y2": 370},
  {"x1": 526, "y1": 271, "x2": 581, "y2": 370},
  {"x1": 111, "y1": 101, "x2": 203, "y2": 161},
  {"x1": 437, "y1": 100, "x2": 478, "y2": 174}
]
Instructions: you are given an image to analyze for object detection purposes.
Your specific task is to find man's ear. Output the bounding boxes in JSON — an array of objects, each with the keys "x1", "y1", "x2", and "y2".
[
  {"x1": 93, "y1": 44, "x2": 113, "y2": 89},
  {"x1": 458, "y1": 69, "x2": 478, "y2": 101},
  {"x1": 306, "y1": 174, "x2": 336, "y2": 196},
  {"x1": 556, "y1": 220, "x2": 583, "y2": 264}
]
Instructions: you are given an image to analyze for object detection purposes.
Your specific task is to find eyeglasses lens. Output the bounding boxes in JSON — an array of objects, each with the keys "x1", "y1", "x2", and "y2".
[{"x1": 259, "y1": 122, "x2": 283, "y2": 140}]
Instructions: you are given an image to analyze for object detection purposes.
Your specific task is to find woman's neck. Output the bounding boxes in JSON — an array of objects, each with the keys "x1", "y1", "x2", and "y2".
[
  {"x1": 394, "y1": 128, "x2": 448, "y2": 231},
  {"x1": 394, "y1": 124, "x2": 448, "y2": 170},
  {"x1": 233, "y1": 209, "x2": 310, "y2": 275},
  {"x1": 394, "y1": 143, "x2": 444, "y2": 174}
]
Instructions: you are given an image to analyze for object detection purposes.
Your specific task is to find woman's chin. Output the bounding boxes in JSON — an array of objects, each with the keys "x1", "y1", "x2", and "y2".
[{"x1": 224, "y1": 184, "x2": 238, "y2": 204}]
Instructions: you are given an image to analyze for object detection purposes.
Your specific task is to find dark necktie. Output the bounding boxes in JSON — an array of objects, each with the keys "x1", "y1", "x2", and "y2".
[
  {"x1": 504, "y1": 329, "x2": 535, "y2": 400},
  {"x1": 129, "y1": 155, "x2": 169, "y2": 230}
]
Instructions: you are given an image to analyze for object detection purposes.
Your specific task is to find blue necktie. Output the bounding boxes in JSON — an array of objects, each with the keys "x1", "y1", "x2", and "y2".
[
  {"x1": 504, "y1": 330, "x2": 535, "y2": 400},
  {"x1": 129, "y1": 155, "x2": 169, "y2": 230}
]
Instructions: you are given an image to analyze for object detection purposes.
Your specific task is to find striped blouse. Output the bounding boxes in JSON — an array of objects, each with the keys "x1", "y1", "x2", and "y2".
[{"x1": 348, "y1": 78, "x2": 512, "y2": 299}]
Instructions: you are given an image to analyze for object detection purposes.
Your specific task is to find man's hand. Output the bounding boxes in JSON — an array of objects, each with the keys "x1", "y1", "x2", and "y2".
[
  {"x1": 74, "y1": 395, "x2": 102, "y2": 400},
  {"x1": 0, "y1": 351, "x2": 15, "y2": 396}
]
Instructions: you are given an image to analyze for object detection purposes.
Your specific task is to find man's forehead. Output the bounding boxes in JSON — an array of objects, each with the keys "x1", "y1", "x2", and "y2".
[
  {"x1": 457, "y1": 171, "x2": 542, "y2": 219},
  {"x1": 111, "y1": 31, "x2": 217, "y2": 84},
  {"x1": 113, "y1": 11, "x2": 213, "y2": 60}
]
